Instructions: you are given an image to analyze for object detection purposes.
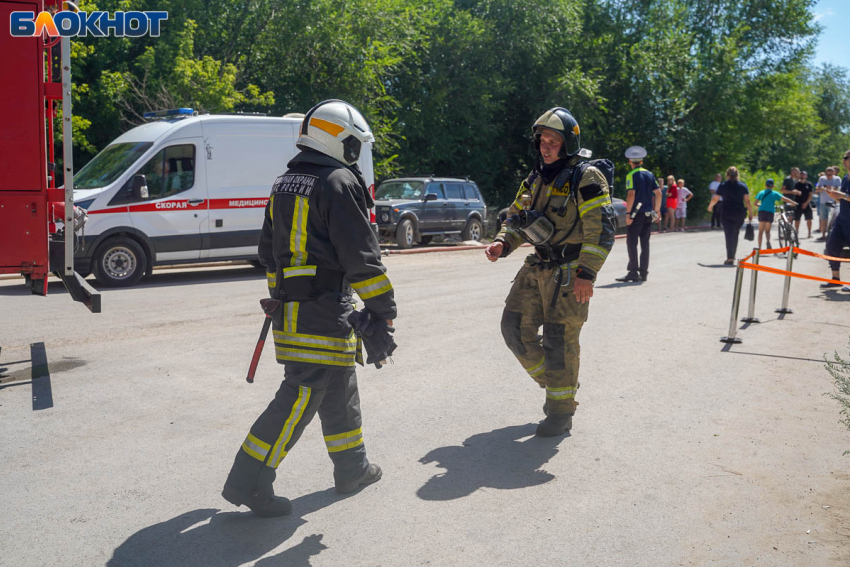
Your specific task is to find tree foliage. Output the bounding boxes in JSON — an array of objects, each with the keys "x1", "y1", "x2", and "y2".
[{"x1": 64, "y1": 0, "x2": 849, "y2": 213}]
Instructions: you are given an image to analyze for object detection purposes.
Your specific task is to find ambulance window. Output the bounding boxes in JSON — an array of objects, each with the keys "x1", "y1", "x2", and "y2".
[
  {"x1": 445, "y1": 183, "x2": 463, "y2": 200},
  {"x1": 425, "y1": 183, "x2": 445, "y2": 199},
  {"x1": 118, "y1": 145, "x2": 196, "y2": 203}
]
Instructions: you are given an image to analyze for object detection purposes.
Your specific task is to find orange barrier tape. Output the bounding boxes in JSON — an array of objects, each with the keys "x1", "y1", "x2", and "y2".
[
  {"x1": 740, "y1": 250, "x2": 756, "y2": 262},
  {"x1": 794, "y1": 247, "x2": 850, "y2": 263},
  {"x1": 739, "y1": 261, "x2": 850, "y2": 286}
]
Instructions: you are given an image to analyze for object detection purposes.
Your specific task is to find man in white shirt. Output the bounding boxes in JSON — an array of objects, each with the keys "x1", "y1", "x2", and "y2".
[
  {"x1": 709, "y1": 173, "x2": 722, "y2": 229},
  {"x1": 816, "y1": 167, "x2": 841, "y2": 242}
]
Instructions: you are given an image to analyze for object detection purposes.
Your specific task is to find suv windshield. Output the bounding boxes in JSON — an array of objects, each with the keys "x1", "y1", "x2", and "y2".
[
  {"x1": 74, "y1": 142, "x2": 153, "y2": 189},
  {"x1": 376, "y1": 181, "x2": 424, "y2": 200}
]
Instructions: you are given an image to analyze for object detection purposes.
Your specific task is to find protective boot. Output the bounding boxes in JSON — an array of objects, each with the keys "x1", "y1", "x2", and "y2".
[
  {"x1": 535, "y1": 414, "x2": 572, "y2": 437},
  {"x1": 222, "y1": 466, "x2": 292, "y2": 517},
  {"x1": 336, "y1": 463, "x2": 382, "y2": 494}
]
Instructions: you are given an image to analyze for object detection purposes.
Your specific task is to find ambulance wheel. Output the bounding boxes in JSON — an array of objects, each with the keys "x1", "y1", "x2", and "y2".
[
  {"x1": 92, "y1": 237, "x2": 147, "y2": 287},
  {"x1": 462, "y1": 218, "x2": 483, "y2": 241},
  {"x1": 396, "y1": 219, "x2": 415, "y2": 249}
]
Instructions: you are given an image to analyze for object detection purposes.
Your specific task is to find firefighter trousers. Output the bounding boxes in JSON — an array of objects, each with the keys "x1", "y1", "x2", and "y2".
[
  {"x1": 500, "y1": 262, "x2": 589, "y2": 415},
  {"x1": 223, "y1": 364, "x2": 368, "y2": 501}
]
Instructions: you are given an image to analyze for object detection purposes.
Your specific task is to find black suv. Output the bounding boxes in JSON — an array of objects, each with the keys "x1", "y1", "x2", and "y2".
[{"x1": 375, "y1": 177, "x2": 489, "y2": 248}]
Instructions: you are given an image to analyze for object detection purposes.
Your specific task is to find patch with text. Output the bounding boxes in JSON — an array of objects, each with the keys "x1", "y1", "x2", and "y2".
[{"x1": 272, "y1": 174, "x2": 319, "y2": 197}]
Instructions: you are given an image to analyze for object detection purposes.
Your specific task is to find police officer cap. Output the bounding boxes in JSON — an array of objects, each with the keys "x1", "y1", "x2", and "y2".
[{"x1": 625, "y1": 146, "x2": 647, "y2": 160}]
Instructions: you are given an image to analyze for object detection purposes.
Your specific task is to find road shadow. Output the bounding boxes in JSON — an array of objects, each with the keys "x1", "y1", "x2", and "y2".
[
  {"x1": 697, "y1": 263, "x2": 736, "y2": 269},
  {"x1": 596, "y1": 281, "x2": 643, "y2": 289},
  {"x1": 811, "y1": 291, "x2": 850, "y2": 302},
  {"x1": 417, "y1": 423, "x2": 561, "y2": 501},
  {"x1": 107, "y1": 489, "x2": 339, "y2": 567}
]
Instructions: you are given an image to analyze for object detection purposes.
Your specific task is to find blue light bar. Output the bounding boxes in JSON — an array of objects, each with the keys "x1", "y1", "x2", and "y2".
[{"x1": 143, "y1": 108, "x2": 195, "y2": 119}]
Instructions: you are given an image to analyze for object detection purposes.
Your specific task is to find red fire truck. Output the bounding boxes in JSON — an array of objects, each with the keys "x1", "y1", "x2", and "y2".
[{"x1": 0, "y1": 0, "x2": 100, "y2": 312}]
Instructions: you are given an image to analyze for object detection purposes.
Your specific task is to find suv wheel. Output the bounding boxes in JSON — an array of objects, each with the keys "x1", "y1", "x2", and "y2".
[
  {"x1": 462, "y1": 218, "x2": 483, "y2": 241},
  {"x1": 92, "y1": 237, "x2": 147, "y2": 287},
  {"x1": 396, "y1": 219, "x2": 415, "y2": 249}
]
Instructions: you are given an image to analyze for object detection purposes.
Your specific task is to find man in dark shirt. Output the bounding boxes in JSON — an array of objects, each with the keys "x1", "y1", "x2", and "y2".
[
  {"x1": 820, "y1": 150, "x2": 850, "y2": 290},
  {"x1": 793, "y1": 170, "x2": 814, "y2": 238},
  {"x1": 781, "y1": 167, "x2": 800, "y2": 198},
  {"x1": 617, "y1": 146, "x2": 662, "y2": 282}
]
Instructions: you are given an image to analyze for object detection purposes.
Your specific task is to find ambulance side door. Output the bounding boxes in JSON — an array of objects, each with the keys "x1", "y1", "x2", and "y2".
[{"x1": 119, "y1": 141, "x2": 208, "y2": 262}]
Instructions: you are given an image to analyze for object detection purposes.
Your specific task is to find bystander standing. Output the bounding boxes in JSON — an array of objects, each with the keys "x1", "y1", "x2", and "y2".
[
  {"x1": 675, "y1": 179, "x2": 692, "y2": 231},
  {"x1": 793, "y1": 171, "x2": 814, "y2": 238},
  {"x1": 707, "y1": 166, "x2": 753, "y2": 265}
]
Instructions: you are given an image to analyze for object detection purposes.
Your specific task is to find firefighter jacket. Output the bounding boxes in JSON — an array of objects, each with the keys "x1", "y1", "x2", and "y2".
[
  {"x1": 495, "y1": 163, "x2": 615, "y2": 279},
  {"x1": 258, "y1": 150, "x2": 397, "y2": 368}
]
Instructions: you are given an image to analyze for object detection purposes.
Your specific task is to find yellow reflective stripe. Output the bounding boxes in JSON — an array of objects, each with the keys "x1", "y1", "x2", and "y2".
[
  {"x1": 268, "y1": 386, "x2": 311, "y2": 468},
  {"x1": 274, "y1": 346, "x2": 356, "y2": 367},
  {"x1": 283, "y1": 265, "x2": 316, "y2": 278},
  {"x1": 327, "y1": 436, "x2": 363, "y2": 453},
  {"x1": 273, "y1": 330, "x2": 356, "y2": 352},
  {"x1": 267, "y1": 272, "x2": 276, "y2": 287},
  {"x1": 241, "y1": 433, "x2": 271, "y2": 462},
  {"x1": 350, "y1": 273, "x2": 393, "y2": 300},
  {"x1": 578, "y1": 195, "x2": 609, "y2": 215},
  {"x1": 546, "y1": 387, "x2": 577, "y2": 400},
  {"x1": 579, "y1": 201, "x2": 607, "y2": 217},
  {"x1": 581, "y1": 243, "x2": 609, "y2": 260},
  {"x1": 525, "y1": 357, "x2": 546, "y2": 377},
  {"x1": 269, "y1": 194, "x2": 274, "y2": 221},
  {"x1": 284, "y1": 301, "x2": 299, "y2": 333},
  {"x1": 289, "y1": 196, "x2": 309, "y2": 267},
  {"x1": 324, "y1": 427, "x2": 364, "y2": 453}
]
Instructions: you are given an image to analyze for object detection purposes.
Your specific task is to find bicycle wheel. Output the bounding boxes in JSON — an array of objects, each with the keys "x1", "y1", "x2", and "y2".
[{"x1": 777, "y1": 221, "x2": 787, "y2": 249}]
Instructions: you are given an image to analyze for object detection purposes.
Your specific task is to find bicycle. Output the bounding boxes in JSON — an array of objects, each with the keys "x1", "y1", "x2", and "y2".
[{"x1": 775, "y1": 202, "x2": 799, "y2": 256}]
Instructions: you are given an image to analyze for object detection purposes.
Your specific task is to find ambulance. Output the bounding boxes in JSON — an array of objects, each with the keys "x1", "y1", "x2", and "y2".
[{"x1": 71, "y1": 109, "x2": 376, "y2": 286}]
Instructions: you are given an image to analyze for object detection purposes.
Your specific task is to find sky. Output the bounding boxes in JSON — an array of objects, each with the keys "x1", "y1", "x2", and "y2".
[{"x1": 811, "y1": 0, "x2": 849, "y2": 70}]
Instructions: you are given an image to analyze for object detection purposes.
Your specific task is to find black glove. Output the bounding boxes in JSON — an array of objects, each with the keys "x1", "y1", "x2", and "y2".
[{"x1": 348, "y1": 308, "x2": 397, "y2": 368}]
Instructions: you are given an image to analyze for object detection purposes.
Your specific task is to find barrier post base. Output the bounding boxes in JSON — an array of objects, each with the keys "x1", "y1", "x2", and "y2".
[
  {"x1": 720, "y1": 336, "x2": 743, "y2": 344},
  {"x1": 775, "y1": 308, "x2": 793, "y2": 314},
  {"x1": 740, "y1": 317, "x2": 760, "y2": 323}
]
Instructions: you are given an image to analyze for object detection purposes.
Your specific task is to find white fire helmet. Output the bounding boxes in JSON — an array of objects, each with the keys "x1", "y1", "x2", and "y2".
[{"x1": 296, "y1": 100, "x2": 375, "y2": 165}]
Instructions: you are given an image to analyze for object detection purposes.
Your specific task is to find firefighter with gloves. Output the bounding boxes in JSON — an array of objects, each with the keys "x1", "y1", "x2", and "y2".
[
  {"x1": 222, "y1": 100, "x2": 397, "y2": 517},
  {"x1": 485, "y1": 107, "x2": 616, "y2": 437}
]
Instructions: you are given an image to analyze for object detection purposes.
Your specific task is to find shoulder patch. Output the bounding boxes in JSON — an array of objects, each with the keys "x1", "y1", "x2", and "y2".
[
  {"x1": 272, "y1": 173, "x2": 319, "y2": 197},
  {"x1": 579, "y1": 183, "x2": 603, "y2": 200}
]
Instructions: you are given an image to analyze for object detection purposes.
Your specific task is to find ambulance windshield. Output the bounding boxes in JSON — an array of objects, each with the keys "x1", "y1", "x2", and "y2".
[{"x1": 74, "y1": 142, "x2": 153, "y2": 189}]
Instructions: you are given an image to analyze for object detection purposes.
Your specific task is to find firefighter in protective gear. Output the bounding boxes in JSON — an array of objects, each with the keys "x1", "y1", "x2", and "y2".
[
  {"x1": 222, "y1": 100, "x2": 397, "y2": 517},
  {"x1": 485, "y1": 107, "x2": 615, "y2": 437}
]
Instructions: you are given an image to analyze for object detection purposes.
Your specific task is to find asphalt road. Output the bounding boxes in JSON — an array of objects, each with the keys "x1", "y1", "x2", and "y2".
[{"x1": 1, "y1": 229, "x2": 849, "y2": 566}]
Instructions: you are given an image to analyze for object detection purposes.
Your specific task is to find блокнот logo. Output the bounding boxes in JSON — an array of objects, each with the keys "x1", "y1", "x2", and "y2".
[{"x1": 10, "y1": 9, "x2": 168, "y2": 37}]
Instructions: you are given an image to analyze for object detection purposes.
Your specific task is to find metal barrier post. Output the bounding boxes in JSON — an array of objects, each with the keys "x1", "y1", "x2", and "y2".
[
  {"x1": 721, "y1": 262, "x2": 745, "y2": 343},
  {"x1": 776, "y1": 245, "x2": 794, "y2": 314},
  {"x1": 741, "y1": 248, "x2": 760, "y2": 323}
]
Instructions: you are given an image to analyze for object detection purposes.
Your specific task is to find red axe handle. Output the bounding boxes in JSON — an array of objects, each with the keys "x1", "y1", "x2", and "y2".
[{"x1": 247, "y1": 316, "x2": 272, "y2": 383}]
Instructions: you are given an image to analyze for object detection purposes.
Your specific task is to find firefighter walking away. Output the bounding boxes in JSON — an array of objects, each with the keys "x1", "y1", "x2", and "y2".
[{"x1": 222, "y1": 100, "x2": 397, "y2": 517}]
